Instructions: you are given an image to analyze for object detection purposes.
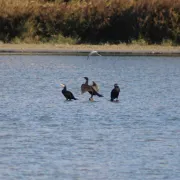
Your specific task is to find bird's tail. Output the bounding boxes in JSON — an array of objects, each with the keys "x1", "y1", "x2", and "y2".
[
  {"x1": 94, "y1": 91, "x2": 103, "y2": 97},
  {"x1": 73, "y1": 97, "x2": 78, "y2": 100}
]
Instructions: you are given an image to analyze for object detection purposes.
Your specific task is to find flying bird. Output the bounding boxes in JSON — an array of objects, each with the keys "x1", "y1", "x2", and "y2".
[
  {"x1": 81, "y1": 77, "x2": 103, "y2": 101},
  {"x1": 87, "y1": 50, "x2": 101, "y2": 60},
  {"x1": 111, "y1": 84, "x2": 120, "y2": 102},
  {"x1": 60, "y1": 84, "x2": 78, "y2": 100}
]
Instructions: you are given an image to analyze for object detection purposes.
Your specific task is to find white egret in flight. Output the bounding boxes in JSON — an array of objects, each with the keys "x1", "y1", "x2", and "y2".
[{"x1": 87, "y1": 50, "x2": 101, "y2": 60}]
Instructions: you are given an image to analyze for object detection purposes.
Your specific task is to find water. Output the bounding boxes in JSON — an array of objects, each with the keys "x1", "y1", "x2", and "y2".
[{"x1": 0, "y1": 55, "x2": 180, "y2": 180}]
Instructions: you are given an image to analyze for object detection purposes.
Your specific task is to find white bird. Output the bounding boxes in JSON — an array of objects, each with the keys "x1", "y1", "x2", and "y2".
[{"x1": 87, "y1": 50, "x2": 101, "y2": 60}]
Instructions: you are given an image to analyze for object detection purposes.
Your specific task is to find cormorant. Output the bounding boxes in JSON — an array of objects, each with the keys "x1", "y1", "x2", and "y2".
[
  {"x1": 81, "y1": 77, "x2": 103, "y2": 101},
  {"x1": 111, "y1": 83, "x2": 120, "y2": 102},
  {"x1": 60, "y1": 84, "x2": 78, "y2": 100}
]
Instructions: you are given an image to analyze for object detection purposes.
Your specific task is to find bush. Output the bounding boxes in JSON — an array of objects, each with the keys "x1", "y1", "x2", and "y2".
[{"x1": 0, "y1": 0, "x2": 179, "y2": 44}]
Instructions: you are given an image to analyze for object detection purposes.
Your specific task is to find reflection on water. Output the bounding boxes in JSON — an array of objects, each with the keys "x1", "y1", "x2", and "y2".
[{"x1": 0, "y1": 55, "x2": 180, "y2": 180}]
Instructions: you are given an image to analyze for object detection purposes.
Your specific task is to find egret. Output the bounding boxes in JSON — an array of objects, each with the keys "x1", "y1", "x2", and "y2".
[{"x1": 87, "y1": 50, "x2": 101, "y2": 60}]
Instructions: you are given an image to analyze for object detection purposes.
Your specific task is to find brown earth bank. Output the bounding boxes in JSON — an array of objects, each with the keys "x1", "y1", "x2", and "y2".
[{"x1": 0, "y1": 44, "x2": 180, "y2": 56}]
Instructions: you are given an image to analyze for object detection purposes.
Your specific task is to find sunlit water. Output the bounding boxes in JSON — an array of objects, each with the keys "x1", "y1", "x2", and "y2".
[{"x1": 0, "y1": 55, "x2": 180, "y2": 180}]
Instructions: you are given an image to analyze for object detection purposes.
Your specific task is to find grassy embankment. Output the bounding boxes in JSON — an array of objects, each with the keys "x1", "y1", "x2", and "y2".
[{"x1": 0, "y1": 0, "x2": 179, "y2": 47}]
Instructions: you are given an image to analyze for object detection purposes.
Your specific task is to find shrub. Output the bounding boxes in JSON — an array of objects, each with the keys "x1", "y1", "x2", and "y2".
[{"x1": 0, "y1": 0, "x2": 179, "y2": 44}]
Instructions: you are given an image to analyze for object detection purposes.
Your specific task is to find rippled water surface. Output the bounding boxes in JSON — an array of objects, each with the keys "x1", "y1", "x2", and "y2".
[{"x1": 0, "y1": 55, "x2": 180, "y2": 180}]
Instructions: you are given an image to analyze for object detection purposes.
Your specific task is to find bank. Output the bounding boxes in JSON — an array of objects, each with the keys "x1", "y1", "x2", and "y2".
[{"x1": 0, "y1": 44, "x2": 180, "y2": 56}]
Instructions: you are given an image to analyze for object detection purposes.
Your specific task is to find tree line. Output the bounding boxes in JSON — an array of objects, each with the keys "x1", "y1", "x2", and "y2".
[{"x1": 0, "y1": 0, "x2": 179, "y2": 44}]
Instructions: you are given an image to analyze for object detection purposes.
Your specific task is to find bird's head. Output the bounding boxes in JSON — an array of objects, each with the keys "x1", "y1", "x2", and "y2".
[
  {"x1": 60, "y1": 83, "x2": 66, "y2": 88},
  {"x1": 114, "y1": 83, "x2": 118, "y2": 87},
  {"x1": 84, "y1": 77, "x2": 88, "y2": 80}
]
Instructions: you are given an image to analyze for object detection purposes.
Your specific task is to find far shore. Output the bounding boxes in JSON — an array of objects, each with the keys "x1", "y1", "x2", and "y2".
[{"x1": 0, "y1": 43, "x2": 180, "y2": 56}]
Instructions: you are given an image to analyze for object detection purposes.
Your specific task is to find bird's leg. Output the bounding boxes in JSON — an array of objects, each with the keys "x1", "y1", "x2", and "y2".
[
  {"x1": 111, "y1": 97, "x2": 114, "y2": 102},
  {"x1": 89, "y1": 89, "x2": 94, "y2": 101},
  {"x1": 89, "y1": 94, "x2": 94, "y2": 101}
]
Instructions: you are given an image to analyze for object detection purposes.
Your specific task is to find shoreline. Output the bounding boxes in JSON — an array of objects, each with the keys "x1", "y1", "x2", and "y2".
[{"x1": 0, "y1": 44, "x2": 180, "y2": 56}]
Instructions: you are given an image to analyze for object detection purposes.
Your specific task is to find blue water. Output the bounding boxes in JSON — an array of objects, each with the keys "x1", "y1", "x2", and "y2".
[{"x1": 0, "y1": 55, "x2": 180, "y2": 180}]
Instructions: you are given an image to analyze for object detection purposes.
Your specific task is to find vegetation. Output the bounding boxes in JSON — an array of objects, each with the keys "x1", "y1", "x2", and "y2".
[{"x1": 0, "y1": 0, "x2": 179, "y2": 45}]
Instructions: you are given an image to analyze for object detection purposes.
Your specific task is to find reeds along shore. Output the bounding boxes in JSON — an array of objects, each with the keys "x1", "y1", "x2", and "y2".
[{"x1": 0, "y1": 0, "x2": 179, "y2": 45}]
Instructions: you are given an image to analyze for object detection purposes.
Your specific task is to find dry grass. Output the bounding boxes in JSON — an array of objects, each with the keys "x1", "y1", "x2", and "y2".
[{"x1": 0, "y1": 0, "x2": 40, "y2": 16}]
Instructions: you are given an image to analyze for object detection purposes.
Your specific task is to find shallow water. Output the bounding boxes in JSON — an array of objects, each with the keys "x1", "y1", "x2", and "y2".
[{"x1": 0, "y1": 55, "x2": 180, "y2": 180}]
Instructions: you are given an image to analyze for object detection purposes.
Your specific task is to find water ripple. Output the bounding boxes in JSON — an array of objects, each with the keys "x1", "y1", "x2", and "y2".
[{"x1": 0, "y1": 55, "x2": 180, "y2": 180}]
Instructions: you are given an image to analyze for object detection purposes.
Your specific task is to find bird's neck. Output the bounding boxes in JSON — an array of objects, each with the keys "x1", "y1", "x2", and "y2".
[{"x1": 85, "y1": 79, "x2": 88, "y2": 84}]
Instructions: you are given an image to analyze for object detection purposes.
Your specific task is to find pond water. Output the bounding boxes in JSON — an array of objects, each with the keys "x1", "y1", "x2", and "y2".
[{"x1": 0, "y1": 55, "x2": 180, "y2": 180}]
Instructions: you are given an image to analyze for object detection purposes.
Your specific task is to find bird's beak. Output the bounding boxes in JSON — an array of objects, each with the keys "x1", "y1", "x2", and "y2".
[{"x1": 60, "y1": 84, "x2": 65, "y2": 87}]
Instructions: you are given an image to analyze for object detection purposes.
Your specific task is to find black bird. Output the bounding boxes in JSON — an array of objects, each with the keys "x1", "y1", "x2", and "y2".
[
  {"x1": 111, "y1": 83, "x2": 120, "y2": 102},
  {"x1": 81, "y1": 77, "x2": 103, "y2": 101},
  {"x1": 61, "y1": 84, "x2": 78, "y2": 100}
]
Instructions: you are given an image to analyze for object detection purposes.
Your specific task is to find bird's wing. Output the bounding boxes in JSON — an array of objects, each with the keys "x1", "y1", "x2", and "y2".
[
  {"x1": 87, "y1": 51, "x2": 101, "y2": 60},
  {"x1": 116, "y1": 86, "x2": 120, "y2": 92},
  {"x1": 111, "y1": 88, "x2": 119, "y2": 98},
  {"x1": 81, "y1": 84, "x2": 92, "y2": 94},
  {"x1": 81, "y1": 84, "x2": 86, "y2": 94},
  {"x1": 111, "y1": 88, "x2": 116, "y2": 96},
  {"x1": 91, "y1": 81, "x2": 99, "y2": 92}
]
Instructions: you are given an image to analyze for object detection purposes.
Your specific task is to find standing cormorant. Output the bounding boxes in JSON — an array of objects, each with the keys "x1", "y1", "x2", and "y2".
[
  {"x1": 60, "y1": 84, "x2": 78, "y2": 100},
  {"x1": 111, "y1": 84, "x2": 120, "y2": 102},
  {"x1": 81, "y1": 77, "x2": 103, "y2": 101}
]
